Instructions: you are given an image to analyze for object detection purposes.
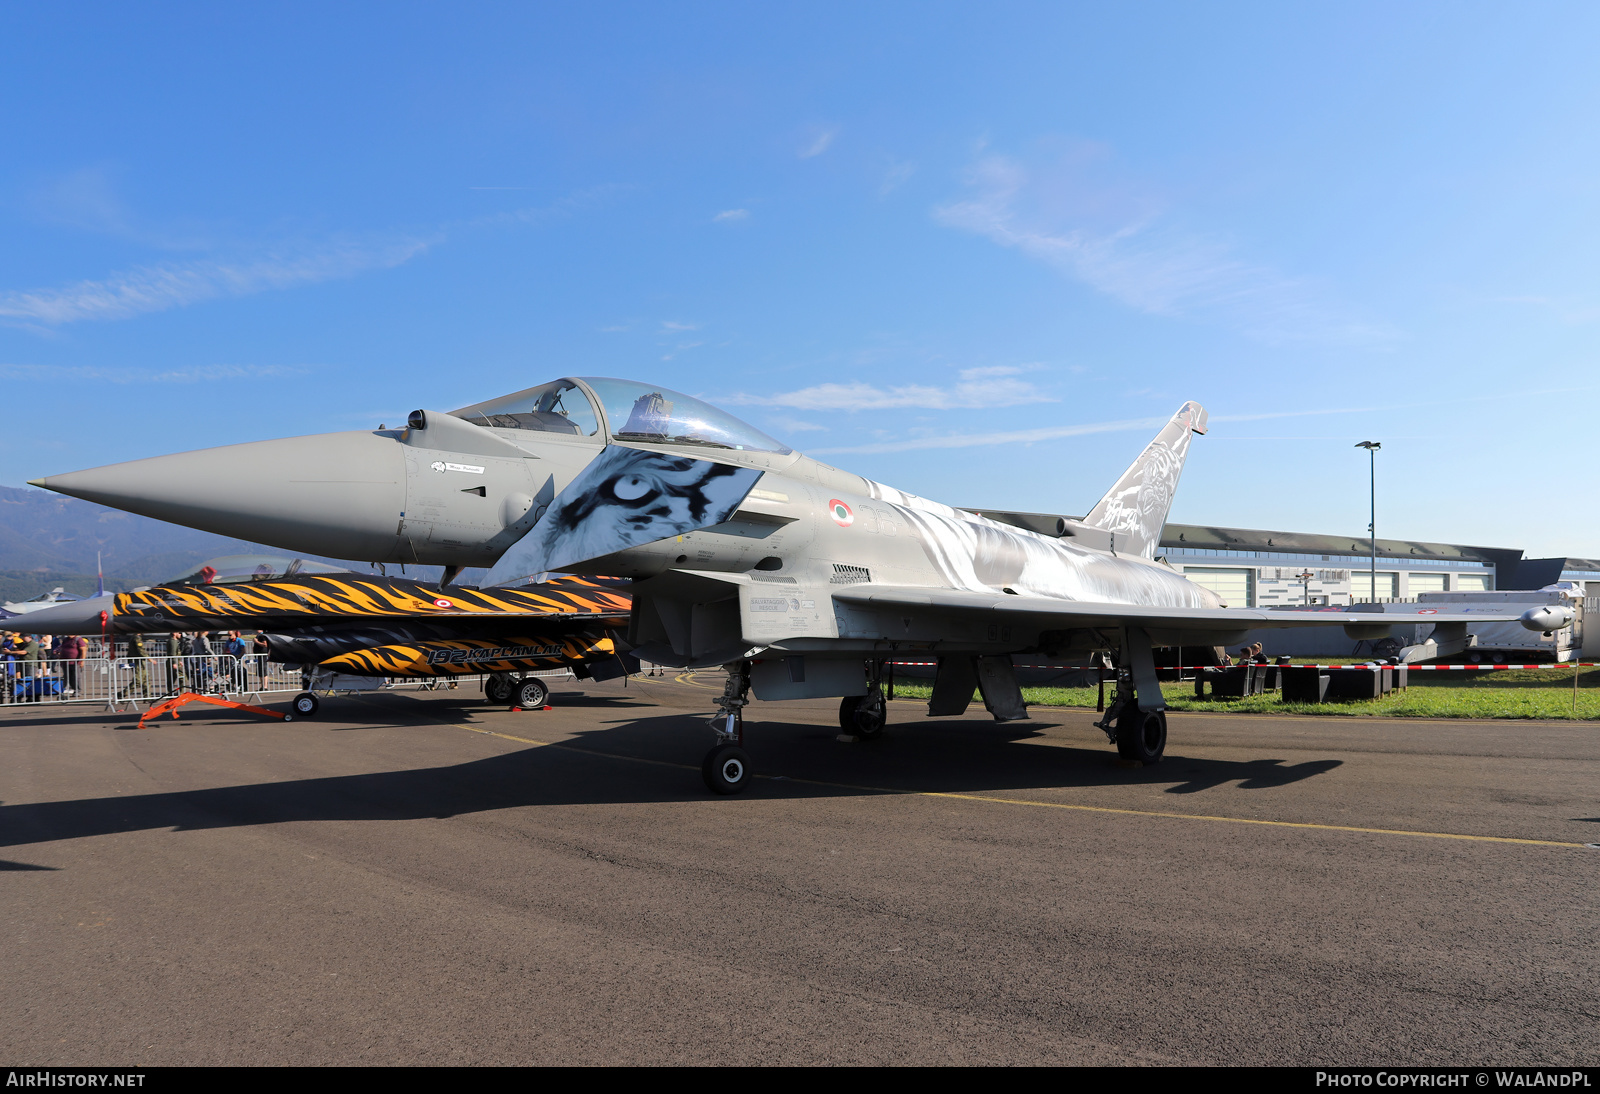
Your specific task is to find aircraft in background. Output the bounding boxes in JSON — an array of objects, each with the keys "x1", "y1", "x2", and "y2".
[
  {"x1": 33, "y1": 377, "x2": 1562, "y2": 793},
  {"x1": 22, "y1": 558, "x2": 635, "y2": 714},
  {"x1": 3, "y1": 587, "x2": 87, "y2": 617}
]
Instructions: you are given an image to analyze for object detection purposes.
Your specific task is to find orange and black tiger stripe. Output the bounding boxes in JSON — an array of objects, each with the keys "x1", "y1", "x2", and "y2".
[
  {"x1": 321, "y1": 632, "x2": 616, "y2": 677},
  {"x1": 115, "y1": 574, "x2": 631, "y2": 627}
]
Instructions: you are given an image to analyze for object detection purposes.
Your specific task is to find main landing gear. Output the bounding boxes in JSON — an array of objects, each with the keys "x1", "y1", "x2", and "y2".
[
  {"x1": 1093, "y1": 628, "x2": 1168, "y2": 765},
  {"x1": 702, "y1": 661, "x2": 753, "y2": 795},
  {"x1": 839, "y1": 687, "x2": 886, "y2": 739},
  {"x1": 485, "y1": 672, "x2": 550, "y2": 710}
]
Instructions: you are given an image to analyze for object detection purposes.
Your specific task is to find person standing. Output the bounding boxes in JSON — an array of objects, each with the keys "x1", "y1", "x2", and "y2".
[
  {"x1": 124, "y1": 633, "x2": 151, "y2": 698},
  {"x1": 21, "y1": 634, "x2": 42, "y2": 702},
  {"x1": 252, "y1": 631, "x2": 270, "y2": 689},
  {"x1": 0, "y1": 632, "x2": 18, "y2": 703},
  {"x1": 193, "y1": 630, "x2": 214, "y2": 691},
  {"x1": 170, "y1": 632, "x2": 190, "y2": 694},
  {"x1": 60, "y1": 634, "x2": 85, "y2": 696},
  {"x1": 224, "y1": 630, "x2": 248, "y2": 692}
]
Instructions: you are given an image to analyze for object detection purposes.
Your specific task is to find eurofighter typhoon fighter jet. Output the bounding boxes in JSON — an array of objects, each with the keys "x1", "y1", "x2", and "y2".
[{"x1": 32, "y1": 377, "x2": 1558, "y2": 793}]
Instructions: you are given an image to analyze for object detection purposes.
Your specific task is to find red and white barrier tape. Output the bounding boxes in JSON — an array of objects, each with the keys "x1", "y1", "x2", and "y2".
[{"x1": 883, "y1": 660, "x2": 1593, "y2": 672}]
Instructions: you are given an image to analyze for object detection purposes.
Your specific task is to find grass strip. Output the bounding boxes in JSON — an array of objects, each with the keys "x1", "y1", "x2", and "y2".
[{"x1": 888, "y1": 666, "x2": 1600, "y2": 720}]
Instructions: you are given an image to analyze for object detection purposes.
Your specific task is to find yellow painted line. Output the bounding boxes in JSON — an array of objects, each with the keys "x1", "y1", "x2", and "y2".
[
  {"x1": 446, "y1": 715, "x2": 1589, "y2": 850},
  {"x1": 901, "y1": 792, "x2": 1589, "y2": 848},
  {"x1": 450, "y1": 721, "x2": 701, "y2": 772}
]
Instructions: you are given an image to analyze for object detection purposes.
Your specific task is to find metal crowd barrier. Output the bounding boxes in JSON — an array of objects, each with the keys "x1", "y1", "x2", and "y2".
[
  {"x1": 0, "y1": 653, "x2": 570, "y2": 711},
  {"x1": 0, "y1": 654, "x2": 305, "y2": 710}
]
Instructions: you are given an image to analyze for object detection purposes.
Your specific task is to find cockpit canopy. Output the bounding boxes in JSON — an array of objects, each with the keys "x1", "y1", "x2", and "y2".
[
  {"x1": 453, "y1": 379, "x2": 601, "y2": 437},
  {"x1": 453, "y1": 377, "x2": 791, "y2": 454},
  {"x1": 165, "y1": 555, "x2": 355, "y2": 586}
]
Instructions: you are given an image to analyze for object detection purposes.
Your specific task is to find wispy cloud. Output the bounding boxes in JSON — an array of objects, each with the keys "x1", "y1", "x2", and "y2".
[
  {"x1": 935, "y1": 151, "x2": 1389, "y2": 345},
  {"x1": 880, "y1": 160, "x2": 917, "y2": 196},
  {"x1": 0, "y1": 363, "x2": 308, "y2": 384},
  {"x1": 660, "y1": 320, "x2": 700, "y2": 332},
  {"x1": 660, "y1": 342, "x2": 704, "y2": 361},
  {"x1": 468, "y1": 184, "x2": 632, "y2": 231},
  {"x1": 799, "y1": 126, "x2": 839, "y2": 159},
  {"x1": 768, "y1": 416, "x2": 828, "y2": 433},
  {"x1": 0, "y1": 239, "x2": 432, "y2": 327},
  {"x1": 811, "y1": 405, "x2": 1377, "y2": 455},
  {"x1": 713, "y1": 208, "x2": 749, "y2": 222},
  {"x1": 26, "y1": 165, "x2": 211, "y2": 250},
  {"x1": 729, "y1": 367, "x2": 1049, "y2": 412}
]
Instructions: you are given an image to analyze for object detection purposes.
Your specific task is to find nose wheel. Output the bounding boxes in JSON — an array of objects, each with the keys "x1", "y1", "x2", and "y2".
[{"x1": 702, "y1": 744, "x2": 752, "y2": 794}]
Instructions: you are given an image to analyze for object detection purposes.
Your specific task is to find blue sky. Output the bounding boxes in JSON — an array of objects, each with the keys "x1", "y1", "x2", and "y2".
[{"x1": 3, "y1": 2, "x2": 1597, "y2": 557}]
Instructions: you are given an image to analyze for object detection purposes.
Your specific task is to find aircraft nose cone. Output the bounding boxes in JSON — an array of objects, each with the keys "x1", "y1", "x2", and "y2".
[
  {"x1": 15, "y1": 594, "x2": 115, "y2": 636},
  {"x1": 32, "y1": 431, "x2": 407, "y2": 562}
]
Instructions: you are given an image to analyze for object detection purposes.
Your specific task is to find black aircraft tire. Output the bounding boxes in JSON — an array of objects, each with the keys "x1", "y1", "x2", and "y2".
[
  {"x1": 514, "y1": 678, "x2": 549, "y2": 709},
  {"x1": 484, "y1": 676, "x2": 513, "y2": 704},
  {"x1": 839, "y1": 693, "x2": 886, "y2": 738},
  {"x1": 1115, "y1": 708, "x2": 1166, "y2": 763},
  {"x1": 292, "y1": 692, "x2": 319, "y2": 718},
  {"x1": 702, "y1": 744, "x2": 752, "y2": 795}
]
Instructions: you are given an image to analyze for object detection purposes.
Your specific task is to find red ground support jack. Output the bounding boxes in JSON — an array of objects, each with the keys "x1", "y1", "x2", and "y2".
[{"x1": 136, "y1": 691, "x2": 292, "y2": 729}]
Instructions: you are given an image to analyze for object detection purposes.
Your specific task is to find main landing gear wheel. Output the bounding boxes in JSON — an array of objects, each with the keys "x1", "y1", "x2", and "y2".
[
  {"x1": 1115, "y1": 708, "x2": 1167, "y2": 764},
  {"x1": 839, "y1": 693, "x2": 887, "y2": 739},
  {"x1": 702, "y1": 744, "x2": 752, "y2": 795},
  {"x1": 513, "y1": 678, "x2": 549, "y2": 709},
  {"x1": 292, "y1": 692, "x2": 320, "y2": 718},
  {"x1": 484, "y1": 675, "x2": 513, "y2": 704}
]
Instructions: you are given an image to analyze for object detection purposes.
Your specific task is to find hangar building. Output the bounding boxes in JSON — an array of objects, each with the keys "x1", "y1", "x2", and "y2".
[
  {"x1": 1160, "y1": 524, "x2": 1600, "y2": 607},
  {"x1": 1159, "y1": 524, "x2": 1600, "y2": 659}
]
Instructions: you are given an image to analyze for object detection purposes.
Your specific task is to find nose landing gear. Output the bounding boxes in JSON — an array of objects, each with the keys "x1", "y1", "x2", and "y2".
[{"x1": 702, "y1": 661, "x2": 754, "y2": 794}]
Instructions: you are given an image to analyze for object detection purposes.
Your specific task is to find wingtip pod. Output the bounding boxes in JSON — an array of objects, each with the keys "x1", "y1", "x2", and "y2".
[{"x1": 1082, "y1": 400, "x2": 1207, "y2": 559}]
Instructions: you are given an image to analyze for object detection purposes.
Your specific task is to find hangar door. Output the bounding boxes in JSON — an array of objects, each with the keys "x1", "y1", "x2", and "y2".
[
  {"x1": 1350, "y1": 572, "x2": 1398, "y2": 599},
  {"x1": 1183, "y1": 567, "x2": 1254, "y2": 608}
]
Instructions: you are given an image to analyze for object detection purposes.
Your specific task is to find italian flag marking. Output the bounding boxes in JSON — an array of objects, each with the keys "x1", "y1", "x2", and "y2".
[{"x1": 829, "y1": 499, "x2": 854, "y2": 527}]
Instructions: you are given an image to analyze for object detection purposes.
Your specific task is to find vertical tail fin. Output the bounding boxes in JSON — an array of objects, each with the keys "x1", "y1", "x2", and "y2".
[{"x1": 1083, "y1": 401, "x2": 1207, "y2": 558}]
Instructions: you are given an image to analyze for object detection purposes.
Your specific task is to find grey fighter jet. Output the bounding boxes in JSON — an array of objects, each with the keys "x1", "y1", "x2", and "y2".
[{"x1": 32, "y1": 377, "x2": 1563, "y2": 793}]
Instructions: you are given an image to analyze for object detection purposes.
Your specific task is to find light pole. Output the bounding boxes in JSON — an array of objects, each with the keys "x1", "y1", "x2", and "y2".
[{"x1": 1355, "y1": 441, "x2": 1381, "y2": 602}]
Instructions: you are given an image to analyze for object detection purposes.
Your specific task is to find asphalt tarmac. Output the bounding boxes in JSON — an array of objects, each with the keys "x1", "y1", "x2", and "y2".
[{"x1": 3, "y1": 675, "x2": 1597, "y2": 1066}]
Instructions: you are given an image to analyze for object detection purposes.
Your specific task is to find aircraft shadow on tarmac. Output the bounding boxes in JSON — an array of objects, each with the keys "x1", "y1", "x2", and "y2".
[{"x1": 0, "y1": 700, "x2": 1344, "y2": 856}]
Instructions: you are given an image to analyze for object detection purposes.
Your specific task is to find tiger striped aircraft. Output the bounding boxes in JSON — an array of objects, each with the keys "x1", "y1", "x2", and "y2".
[{"x1": 27, "y1": 569, "x2": 635, "y2": 712}]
